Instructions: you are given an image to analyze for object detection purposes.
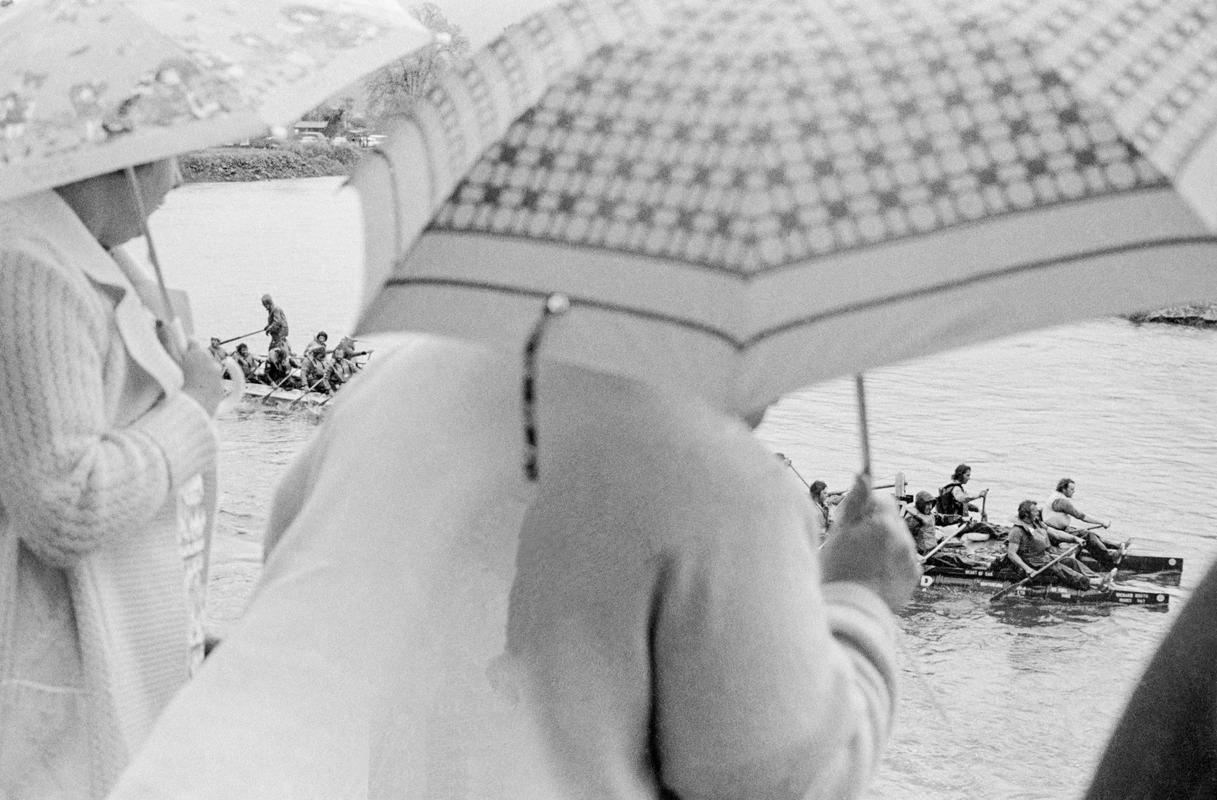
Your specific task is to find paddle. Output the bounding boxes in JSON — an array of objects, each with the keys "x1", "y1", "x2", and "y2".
[
  {"x1": 259, "y1": 370, "x2": 299, "y2": 405},
  {"x1": 990, "y1": 543, "x2": 1082, "y2": 602},
  {"x1": 286, "y1": 375, "x2": 331, "y2": 409},
  {"x1": 918, "y1": 525, "x2": 966, "y2": 564},
  {"x1": 216, "y1": 328, "x2": 264, "y2": 346},
  {"x1": 775, "y1": 452, "x2": 811, "y2": 489}
]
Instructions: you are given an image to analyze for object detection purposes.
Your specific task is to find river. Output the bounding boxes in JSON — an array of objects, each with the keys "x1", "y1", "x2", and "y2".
[{"x1": 149, "y1": 177, "x2": 1216, "y2": 800}]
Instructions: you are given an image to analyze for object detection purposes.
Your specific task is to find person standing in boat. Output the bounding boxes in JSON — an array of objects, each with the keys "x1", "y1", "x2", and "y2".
[
  {"x1": 261, "y1": 294, "x2": 290, "y2": 353},
  {"x1": 1006, "y1": 500, "x2": 1106, "y2": 591},
  {"x1": 1042, "y1": 478, "x2": 1124, "y2": 569}
]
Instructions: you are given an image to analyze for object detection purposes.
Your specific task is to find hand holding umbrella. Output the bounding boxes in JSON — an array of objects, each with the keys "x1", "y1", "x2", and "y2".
[{"x1": 820, "y1": 473, "x2": 920, "y2": 612}]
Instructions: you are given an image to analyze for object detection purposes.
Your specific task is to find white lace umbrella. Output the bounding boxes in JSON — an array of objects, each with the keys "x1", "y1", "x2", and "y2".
[
  {"x1": 353, "y1": 0, "x2": 1217, "y2": 423},
  {"x1": 0, "y1": 0, "x2": 432, "y2": 200}
]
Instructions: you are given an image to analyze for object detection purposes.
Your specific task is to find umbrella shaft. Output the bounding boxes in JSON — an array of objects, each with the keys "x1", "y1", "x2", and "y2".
[{"x1": 855, "y1": 373, "x2": 872, "y2": 477}]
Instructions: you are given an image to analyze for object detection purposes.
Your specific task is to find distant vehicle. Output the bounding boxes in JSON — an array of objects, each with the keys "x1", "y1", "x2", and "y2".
[{"x1": 365, "y1": 134, "x2": 388, "y2": 148}]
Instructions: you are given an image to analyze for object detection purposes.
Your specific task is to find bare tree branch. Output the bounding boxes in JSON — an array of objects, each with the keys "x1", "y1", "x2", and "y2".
[{"x1": 365, "y1": 3, "x2": 471, "y2": 124}]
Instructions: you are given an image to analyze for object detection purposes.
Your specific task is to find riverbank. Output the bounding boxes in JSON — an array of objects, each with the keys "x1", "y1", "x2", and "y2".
[
  {"x1": 179, "y1": 143, "x2": 364, "y2": 182},
  {"x1": 1129, "y1": 304, "x2": 1217, "y2": 327}
]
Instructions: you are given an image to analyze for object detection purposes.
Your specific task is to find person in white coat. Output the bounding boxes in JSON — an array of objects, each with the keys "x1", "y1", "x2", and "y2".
[
  {"x1": 0, "y1": 160, "x2": 222, "y2": 799},
  {"x1": 112, "y1": 335, "x2": 917, "y2": 800}
]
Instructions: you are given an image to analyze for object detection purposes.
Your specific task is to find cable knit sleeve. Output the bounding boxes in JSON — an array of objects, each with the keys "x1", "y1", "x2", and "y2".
[
  {"x1": 0, "y1": 248, "x2": 217, "y2": 568},
  {"x1": 648, "y1": 431, "x2": 899, "y2": 800}
]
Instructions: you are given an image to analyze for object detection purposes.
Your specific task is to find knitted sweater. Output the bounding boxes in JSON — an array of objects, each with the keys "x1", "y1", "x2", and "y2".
[
  {"x1": 0, "y1": 191, "x2": 218, "y2": 799},
  {"x1": 112, "y1": 337, "x2": 898, "y2": 800}
]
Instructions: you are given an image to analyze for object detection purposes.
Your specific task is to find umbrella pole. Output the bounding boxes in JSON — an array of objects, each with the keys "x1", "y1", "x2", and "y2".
[
  {"x1": 854, "y1": 373, "x2": 872, "y2": 478},
  {"x1": 123, "y1": 167, "x2": 188, "y2": 357}
]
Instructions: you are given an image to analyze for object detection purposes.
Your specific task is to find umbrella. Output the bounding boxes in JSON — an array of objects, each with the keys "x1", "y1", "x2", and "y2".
[
  {"x1": 0, "y1": 0, "x2": 432, "y2": 201},
  {"x1": 0, "y1": 0, "x2": 434, "y2": 684},
  {"x1": 352, "y1": 0, "x2": 1217, "y2": 430}
]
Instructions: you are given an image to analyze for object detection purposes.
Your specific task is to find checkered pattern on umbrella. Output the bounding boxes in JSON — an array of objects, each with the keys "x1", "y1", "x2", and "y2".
[{"x1": 356, "y1": 0, "x2": 1217, "y2": 414}]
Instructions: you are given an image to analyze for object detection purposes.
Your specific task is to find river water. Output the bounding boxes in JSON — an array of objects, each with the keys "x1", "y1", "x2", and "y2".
[{"x1": 149, "y1": 177, "x2": 1216, "y2": 800}]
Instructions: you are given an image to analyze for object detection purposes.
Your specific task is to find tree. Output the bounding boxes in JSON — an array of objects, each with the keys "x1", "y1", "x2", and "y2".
[{"x1": 364, "y1": 3, "x2": 471, "y2": 123}]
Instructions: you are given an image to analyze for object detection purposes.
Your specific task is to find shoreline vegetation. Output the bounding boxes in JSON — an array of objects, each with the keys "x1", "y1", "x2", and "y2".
[
  {"x1": 1128, "y1": 305, "x2": 1217, "y2": 328},
  {"x1": 179, "y1": 145, "x2": 1217, "y2": 328},
  {"x1": 179, "y1": 142, "x2": 364, "y2": 183}
]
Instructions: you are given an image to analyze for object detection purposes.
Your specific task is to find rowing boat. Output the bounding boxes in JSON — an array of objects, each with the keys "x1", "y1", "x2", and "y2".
[
  {"x1": 221, "y1": 379, "x2": 330, "y2": 410},
  {"x1": 241, "y1": 381, "x2": 330, "y2": 409},
  {"x1": 919, "y1": 571, "x2": 1171, "y2": 605},
  {"x1": 1080, "y1": 551, "x2": 1183, "y2": 578},
  {"x1": 925, "y1": 529, "x2": 1183, "y2": 581},
  {"x1": 919, "y1": 539, "x2": 1180, "y2": 605}
]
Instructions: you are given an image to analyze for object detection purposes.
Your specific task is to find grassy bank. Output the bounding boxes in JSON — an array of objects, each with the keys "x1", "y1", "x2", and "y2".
[
  {"x1": 179, "y1": 141, "x2": 365, "y2": 182},
  {"x1": 1128, "y1": 304, "x2": 1217, "y2": 328}
]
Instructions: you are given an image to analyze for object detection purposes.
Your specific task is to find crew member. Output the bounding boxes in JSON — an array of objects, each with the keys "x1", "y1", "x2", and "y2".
[
  {"x1": 261, "y1": 294, "x2": 290, "y2": 352},
  {"x1": 937, "y1": 463, "x2": 999, "y2": 539},
  {"x1": 1006, "y1": 500, "x2": 1111, "y2": 591},
  {"x1": 1043, "y1": 478, "x2": 1124, "y2": 569}
]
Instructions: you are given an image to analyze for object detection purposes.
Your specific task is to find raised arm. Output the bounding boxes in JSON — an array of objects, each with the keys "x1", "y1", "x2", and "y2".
[
  {"x1": 653, "y1": 467, "x2": 915, "y2": 800},
  {"x1": 1053, "y1": 496, "x2": 1109, "y2": 528}
]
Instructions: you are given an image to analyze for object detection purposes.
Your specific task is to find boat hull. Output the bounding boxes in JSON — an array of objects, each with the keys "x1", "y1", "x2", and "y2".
[
  {"x1": 919, "y1": 572, "x2": 1171, "y2": 606},
  {"x1": 225, "y1": 380, "x2": 330, "y2": 409}
]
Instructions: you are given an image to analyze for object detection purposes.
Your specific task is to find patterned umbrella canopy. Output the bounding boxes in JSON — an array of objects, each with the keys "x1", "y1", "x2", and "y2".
[
  {"x1": 353, "y1": 0, "x2": 1217, "y2": 415},
  {"x1": 0, "y1": 0, "x2": 432, "y2": 200}
]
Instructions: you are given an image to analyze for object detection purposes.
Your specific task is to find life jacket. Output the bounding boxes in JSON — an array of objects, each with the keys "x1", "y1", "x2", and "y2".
[
  {"x1": 1011, "y1": 519, "x2": 1052, "y2": 561},
  {"x1": 905, "y1": 509, "x2": 938, "y2": 554},
  {"x1": 936, "y1": 482, "x2": 965, "y2": 517},
  {"x1": 1041, "y1": 490, "x2": 1072, "y2": 529}
]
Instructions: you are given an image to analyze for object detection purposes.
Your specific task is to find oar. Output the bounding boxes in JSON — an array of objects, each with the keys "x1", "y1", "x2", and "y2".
[
  {"x1": 775, "y1": 452, "x2": 811, "y2": 489},
  {"x1": 286, "y1": 375, "x2": 330, "y2": 410},
  {"x1": 990, "y1": 543, "x2": 1082, "y2": 602},
  {"x1": 919, "y1": 525, "x2": 965, "y2": 564},
  {"x1": 216, "y1": 328, "x2": 264, "y2": 346},
  {"x1": 259, "y1": 370, "x2": 298, "y2": 405}
]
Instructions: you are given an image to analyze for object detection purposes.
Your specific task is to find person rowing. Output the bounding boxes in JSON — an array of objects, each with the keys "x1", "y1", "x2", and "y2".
[
  {"x1": 1006, "y1": 500, "x2": 1114, "y2": 591},
  {"x1": 327, "y1": 337, "x2": 361, "y2": 390},
  {"x1": 301, "y1": 331, "x2": 333, "y2": 394},
  {"x1": 903, "y1": 491, "x2": 987, "y2": 569},
  {"x1": 261, "y1": 344, "x2": 297, "y2": 389},
  {"x1": 232, "y1": 342, "x2": 259, "y2": 381},
  {"x1": 1043, "y1": 477, "x2": 1125, "y2": 570},
  {"x1": 937, "y1": 463, "x2": 1001, "y2": 539},
  {"x1": 808, "y1": 479, "x2": 844, "y2": 544},
  {"x1": 207, "y1": 337, "x2": 229, "y2": 363}
]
